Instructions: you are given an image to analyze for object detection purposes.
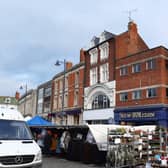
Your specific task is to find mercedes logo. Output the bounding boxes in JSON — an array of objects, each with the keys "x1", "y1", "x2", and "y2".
[{"x1": 14, "y1": 156, "x2": 23, "y2": 164}]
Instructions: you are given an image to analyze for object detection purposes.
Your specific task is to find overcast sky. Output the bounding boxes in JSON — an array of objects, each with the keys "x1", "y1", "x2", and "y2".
[{"x1": 0, "y1": 0, "x2": 168, "y2": 96}]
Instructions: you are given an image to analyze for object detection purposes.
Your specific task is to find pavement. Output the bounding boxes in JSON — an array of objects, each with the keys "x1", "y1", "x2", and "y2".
[{"x1": 42, "y1": 156, "x2": 105, "y2": 168}]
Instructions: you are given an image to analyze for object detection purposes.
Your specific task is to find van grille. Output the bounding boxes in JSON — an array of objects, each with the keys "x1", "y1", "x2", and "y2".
[{"x1": 0, "y1": 155, "x2": 35, "y2": 165}]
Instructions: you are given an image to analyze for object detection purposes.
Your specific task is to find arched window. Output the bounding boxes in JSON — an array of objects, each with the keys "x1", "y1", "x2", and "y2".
[{"x1": 92, "y1": 94, "x2": 110, "y2": 109}]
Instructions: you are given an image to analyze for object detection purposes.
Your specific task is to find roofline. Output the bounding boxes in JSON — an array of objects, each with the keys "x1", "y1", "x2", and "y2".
[
  {"x1": 19, "y1": 89, "x2": 35, "y2": 100},
  {"x1": 116, "y1": 45, "x2": 168, "y2": 61},
  {"x1": 37, "y1": 80, "x2": 52, "y2": 89},
  {"x1": 52, "y1": 61, "x2": 85, "y2": 80},
  {"x1": 87, "y1": 36, "x2": 115, "y2": 52}
]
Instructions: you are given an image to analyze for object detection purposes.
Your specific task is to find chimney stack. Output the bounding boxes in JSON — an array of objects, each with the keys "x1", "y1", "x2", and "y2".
[
  {"x1": 128, "y1": 21, "x2": 137, "y2": 34},
  {"x1": 80, "y1": 48, "x2": 85, "y2": 62},
  {"x1": 66, "y1": 61, "x2": 73, "y2": 70},
  {"x1": 127, "y1": 21, "x2": 138, "y2": 55},
  {"x1": 15, "y1": 91, "x2": 20, "y2": 100}
]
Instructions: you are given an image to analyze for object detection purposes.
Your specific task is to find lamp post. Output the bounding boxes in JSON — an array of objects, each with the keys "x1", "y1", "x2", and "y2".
[
  {"x1": 20, "y1": 84, "x2": 27, "y2": 117},
  {"x1": 55, "y1": 59, "x2": 66, "y2": 125}
]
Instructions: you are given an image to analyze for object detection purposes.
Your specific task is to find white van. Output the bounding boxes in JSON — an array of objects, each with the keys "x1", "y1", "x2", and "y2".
[{"x1": 0, "y1": 108, "x2": 42, "y2": 168}]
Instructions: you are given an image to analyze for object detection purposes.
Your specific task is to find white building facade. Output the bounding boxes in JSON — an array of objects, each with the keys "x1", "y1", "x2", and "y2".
[{"x1": 83, "y1": 31, "x2": 116, "y2": 124}]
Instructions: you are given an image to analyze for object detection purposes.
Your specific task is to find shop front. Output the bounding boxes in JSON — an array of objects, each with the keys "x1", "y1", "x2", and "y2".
[{"x1": 114, "y1": 105, "x2": 168, "y2": 128}]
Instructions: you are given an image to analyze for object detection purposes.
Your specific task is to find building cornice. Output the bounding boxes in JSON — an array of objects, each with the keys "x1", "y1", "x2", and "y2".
[
  {"x1": 116, "y1": 84, "x2": 168, "y2": 94},
  {"x1": 116, "y1": 54, "x2": 168, "y2": 69}
]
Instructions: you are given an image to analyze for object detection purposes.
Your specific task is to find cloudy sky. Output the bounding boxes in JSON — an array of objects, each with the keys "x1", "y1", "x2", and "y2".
[{"x1": 0, "y1": 0, "x2": 168, "y2": 96}]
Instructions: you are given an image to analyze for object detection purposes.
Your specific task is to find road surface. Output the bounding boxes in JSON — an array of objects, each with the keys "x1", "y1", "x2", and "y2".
[{"x1": 42, "y1": 156, "x2": 104, "y2": 168}]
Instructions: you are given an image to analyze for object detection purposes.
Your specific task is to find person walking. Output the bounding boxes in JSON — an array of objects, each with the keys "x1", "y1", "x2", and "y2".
[{"x1": 43, "y1": 129, "x2": 52, "y2": 155}]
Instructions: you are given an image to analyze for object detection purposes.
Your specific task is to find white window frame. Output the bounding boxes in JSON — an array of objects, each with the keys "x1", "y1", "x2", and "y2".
[
  {"x1": 38, "y1": 88, "x2": 44, "y2": 100},
  {"x1": 100, "y1": 63, "x2": 109, "y2": 83},
  {"x1": 99, "y1": 42, "x2": 109, "y2": 60},
  {"x1": 120, "y1": 93, "x2": 128, "y2": 101},
  {"x1": 147, "y1": 88, "x2": 157, "y2": 98},
  {"x1": 92, "y1": 96, "x2": 98, "y2": 109},
  {"x1": 37, "y1": 103, "x2": 43, "y2": 114},
  {"x1": 92, "y1": 94, "x2": 110, "y2": 109},
  {"x1": 64, "y1": 93, "x2": 68, "y2": 107},
  {"x1": 65, "y1": 76, "x2": 68, "y2": 91},
  {"x1": 90, "y1": 67, "x2": 97, "y2": 85},
  {"x1": 120, "y1": 67, "x2": 128, "y2": 76},
  {"x1": 146, "y1": 59, "x2": 156, "y2": 70},
  {"x1": 75, "y1": 71, "x2": 79, "y2": 87},
  {"x1": 59, "y1": 95, "x2": 62, "y2": 108},
  {"x1": 132, "y1": 90, "x2": 141, "y2": 100},
  {"x1": 132, "y1": 63, "x2": 141, "y2": 73},
  {"x1": 74, "y1": 91, "x2": 79, "y2": 106},
  {"x1": 89, "y1": 48, "x2": 98, "y2": 65}
]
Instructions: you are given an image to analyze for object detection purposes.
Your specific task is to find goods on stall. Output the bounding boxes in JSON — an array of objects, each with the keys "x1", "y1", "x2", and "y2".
[
  {"x1": 106, "y1": 125, "x2": 168, "y2": 168},
  {"x1": 106, "y1": 127, "x2": 139, "y2": 168}
]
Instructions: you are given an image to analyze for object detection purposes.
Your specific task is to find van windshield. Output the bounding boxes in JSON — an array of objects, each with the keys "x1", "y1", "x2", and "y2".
[{"x1": 0, "y1": 120, "x2": 33, "y2": 140}]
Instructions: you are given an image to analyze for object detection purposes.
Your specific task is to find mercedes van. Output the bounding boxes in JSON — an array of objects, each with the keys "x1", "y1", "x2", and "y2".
[{"x1": 0, "y1": 108, "x2": 42, "y2": 168}]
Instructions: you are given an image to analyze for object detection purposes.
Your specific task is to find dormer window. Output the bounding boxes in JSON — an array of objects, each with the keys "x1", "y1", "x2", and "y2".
[
  {"x1": 100, "y1": 32, "x2": 106, "y2": 43},
  {"x1": 99, "y1": 42, "x2": 109, "y2": 60},
  {"x1": 89, "y1": 48, "x2": 98, "y2": 65},
  {"x1": 99, "y1": 31, "x2": 115, "y2": 43},
  {"x1": 90, "y1": 36, "x2": 99, "y2": 48}
]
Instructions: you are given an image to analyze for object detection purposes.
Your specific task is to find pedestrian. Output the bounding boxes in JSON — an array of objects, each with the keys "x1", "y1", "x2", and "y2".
[
  {"x1": 37, "y1": 133, "x2": 44, "y2": 150},
  {"x1": 50, "y1": 133, "x2": 58, "y2": 155},
  {"x1": 43, "y1": 129, "x2": 52, "y2": 155}
]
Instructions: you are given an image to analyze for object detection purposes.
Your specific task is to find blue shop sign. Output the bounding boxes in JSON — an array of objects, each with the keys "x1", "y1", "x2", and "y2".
[{"x1": 120, "y1": 111, "x2": 155, "y2": 119}]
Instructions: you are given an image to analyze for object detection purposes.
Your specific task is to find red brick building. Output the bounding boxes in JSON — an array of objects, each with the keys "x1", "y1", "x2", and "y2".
[
  {"x1": 50, "y1": 52, "x2": 85, "y2": 125},
  {"x1": 84, "y1": 21, "x2": 168, "y2": 127},
  {"x1": 114, "y1": 22, "x2": 168, "y2": 127}
]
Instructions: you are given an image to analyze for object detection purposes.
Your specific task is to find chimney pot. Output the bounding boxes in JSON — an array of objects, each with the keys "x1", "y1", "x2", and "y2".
[
  {"x1": 15, "y1": 91, "x2": 20, "y2": 100},
  {"x1": 66, "y1": 62, "x2": 73, "y2": 70}
]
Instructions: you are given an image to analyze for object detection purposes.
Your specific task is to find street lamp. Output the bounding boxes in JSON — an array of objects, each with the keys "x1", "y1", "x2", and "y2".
[
  {"x1": 20, "y1": 84, "x2": 27, "y2": 117},
  {"x1": 55, "y1": 59, "x2": 66, "y2": 125}
]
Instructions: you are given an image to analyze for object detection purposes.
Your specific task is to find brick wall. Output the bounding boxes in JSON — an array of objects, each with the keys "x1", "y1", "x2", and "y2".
[
  {"x1": 52, "y1": 64, "x2": 85, "y2": 112},
  {"x1": 115, "y1": 22, "x2": 149, "y2": 59},
  {"x1": 116, "y1": 46, "x2": 168, "y2": 107}
]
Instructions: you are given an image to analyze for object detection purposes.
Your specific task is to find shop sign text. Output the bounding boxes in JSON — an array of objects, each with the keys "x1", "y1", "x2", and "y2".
[{"x1": 120, "y1": 112, "x2": 155, "y2": 119}]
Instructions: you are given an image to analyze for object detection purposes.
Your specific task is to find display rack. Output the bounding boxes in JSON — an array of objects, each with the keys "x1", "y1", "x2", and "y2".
[
  {"x1": 106, "y1": 127, "x2": 142, "y2": 168},
  {"x1": 106, "y1": 126, "x2": 168, "y2": 168}
]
